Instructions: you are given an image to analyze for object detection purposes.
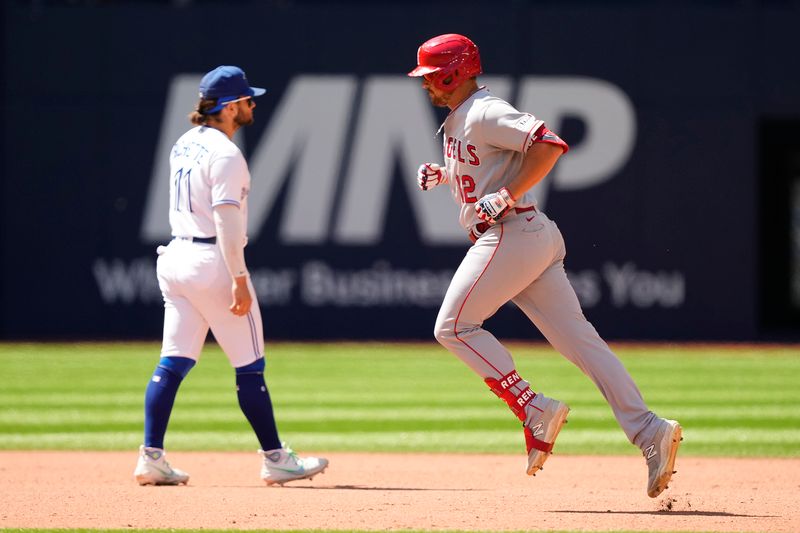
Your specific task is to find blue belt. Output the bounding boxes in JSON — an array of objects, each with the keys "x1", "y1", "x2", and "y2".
[{"x1": 174, "y1": 236, "x2": 216, "y2": 245}]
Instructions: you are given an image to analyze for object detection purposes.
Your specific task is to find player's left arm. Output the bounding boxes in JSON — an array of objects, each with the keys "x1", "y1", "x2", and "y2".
[
  {"x1": 476, "y1": 123, "x2": 568, "y2": 224},
  {"x1": 504, "y1": 135, "x2": 565, "y2": 199}
]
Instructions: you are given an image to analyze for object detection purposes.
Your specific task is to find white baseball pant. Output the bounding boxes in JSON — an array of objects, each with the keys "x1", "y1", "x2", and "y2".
[{"x1": 156, "y1": 239, "x2": 263, "y2": 368}]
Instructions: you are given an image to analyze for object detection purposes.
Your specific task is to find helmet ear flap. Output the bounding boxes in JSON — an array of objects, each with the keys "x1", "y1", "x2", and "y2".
[{"x1": 436, "y1": 68, "x2": 460, "y2": 92}]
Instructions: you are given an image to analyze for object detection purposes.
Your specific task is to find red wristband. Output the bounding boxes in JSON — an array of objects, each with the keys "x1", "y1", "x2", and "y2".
[{"x1": 498, "y1": 187, "x2": 516, "y2": 208}]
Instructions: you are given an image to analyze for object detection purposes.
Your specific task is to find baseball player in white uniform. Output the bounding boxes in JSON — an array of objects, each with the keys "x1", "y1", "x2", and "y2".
[
  {"x1": 134, "y1": 65, "x2": 328, "y2": 486},
  {"x1": 409, "y1": 34, "x2": 682, "y2": 497}
]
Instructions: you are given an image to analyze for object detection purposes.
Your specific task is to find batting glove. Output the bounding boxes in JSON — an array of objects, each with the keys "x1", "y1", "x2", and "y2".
[
  {"x1": 417, "y1": 163, "x2": 449, "y2": 191},
  {"x1": 475, "y1": 187, "x2": 516, "y2": 225}
]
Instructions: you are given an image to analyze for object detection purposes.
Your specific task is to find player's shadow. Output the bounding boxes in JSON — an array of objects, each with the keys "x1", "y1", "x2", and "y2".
[
  {"x1": 550, "y1": 510, "x2": 777, "y2": 518},
  {"x1": 280, "y1": 484, "x2": 486, "y2": 492}
]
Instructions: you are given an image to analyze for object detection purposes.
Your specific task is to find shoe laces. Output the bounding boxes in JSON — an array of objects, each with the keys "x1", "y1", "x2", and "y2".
[
  {"x1": 154, "y1": 456, "x2": 176, "y2": 472},
  {"x1": 147, "y1": 455, "x2": 177, "y2": 474},
  {"x1": 283, "y1": 443, "x2": 301, "y2": 465}
]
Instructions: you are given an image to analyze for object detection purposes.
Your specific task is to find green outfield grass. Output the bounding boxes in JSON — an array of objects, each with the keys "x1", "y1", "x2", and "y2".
[{"x1": 0, "y1": 342, "x2": 798, "y2": 457}]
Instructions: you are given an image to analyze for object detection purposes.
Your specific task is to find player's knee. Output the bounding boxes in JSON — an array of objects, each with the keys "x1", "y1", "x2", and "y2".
[
  {"x1": 433, "y1": 317, "x2": 456, "y2": 346},
  {"x1": 157, "y1": 356, "x2": 196, "y2": 379},
  {"x1": 235, "y1": 358, "x2": 265, "y2": 375}
]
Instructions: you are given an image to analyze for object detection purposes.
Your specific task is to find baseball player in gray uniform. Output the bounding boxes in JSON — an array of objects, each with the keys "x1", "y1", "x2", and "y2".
[
  {"x1": 133, "y1": 65, "x2": 328, "y2": 487},
  {"x1": 409, "y1": 34, "x2": 682, "y2": 497}
]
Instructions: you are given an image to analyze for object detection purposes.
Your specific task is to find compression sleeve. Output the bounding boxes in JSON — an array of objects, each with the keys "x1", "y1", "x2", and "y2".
[{"x1": 213, "y1": 204, "x2": 248, "y2": 279}]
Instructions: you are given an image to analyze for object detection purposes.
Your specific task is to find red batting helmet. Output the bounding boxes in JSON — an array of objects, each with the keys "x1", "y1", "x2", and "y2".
[{"x1": 408, "y1": 34, "x2": 482, "y2": 92}]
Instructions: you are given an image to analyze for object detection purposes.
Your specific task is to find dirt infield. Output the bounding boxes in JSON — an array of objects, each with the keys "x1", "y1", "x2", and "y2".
[{"x1": 1, "y1": 451, "x2": 798, "y2": 532}]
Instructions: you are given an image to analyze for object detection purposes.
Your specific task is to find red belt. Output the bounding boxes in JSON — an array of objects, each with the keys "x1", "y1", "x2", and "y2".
[{"x1": 470, "y1": 205, "x2": 537, "y2": 242}]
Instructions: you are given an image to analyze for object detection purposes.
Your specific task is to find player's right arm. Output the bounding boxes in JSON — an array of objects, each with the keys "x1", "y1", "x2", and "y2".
[
  {"x1": 208, "y1": 151, "x2": 252, "y2": 316},
  {"x1": 416, "y1": 163, "x2": 449, "y2": 191},
  {"x1": 213, "y1": 204, "x2": 251, "y2": 316}
]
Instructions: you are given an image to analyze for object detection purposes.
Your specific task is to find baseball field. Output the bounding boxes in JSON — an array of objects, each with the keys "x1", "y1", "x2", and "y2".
[{"x1": 1, "y1": 341, "x2": 798, "y2": 532}]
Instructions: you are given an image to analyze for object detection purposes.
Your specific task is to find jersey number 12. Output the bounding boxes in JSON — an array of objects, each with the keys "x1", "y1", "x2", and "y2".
[{"x1": 459, "y1": 174, "x2": 477, "y2": 203}]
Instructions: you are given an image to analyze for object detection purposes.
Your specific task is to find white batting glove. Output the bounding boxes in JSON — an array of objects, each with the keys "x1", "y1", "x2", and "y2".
[
  {"x1": 475, "y1": 187, "x2": 516, "y2": 225},
  {"x1": 417, "y1": 163, "x2": 449, "y2": 191}
]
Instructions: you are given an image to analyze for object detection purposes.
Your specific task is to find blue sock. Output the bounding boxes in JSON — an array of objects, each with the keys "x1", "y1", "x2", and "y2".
[
  {"x1": 143, "y1": 356, "x2": 195, "y2": 449},
  {"x1": 236, "y1": 359, "x2": 281, "y2": 451}
]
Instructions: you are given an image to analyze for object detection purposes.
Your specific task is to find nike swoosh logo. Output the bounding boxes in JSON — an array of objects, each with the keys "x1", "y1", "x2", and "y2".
[
  {"x1": 269, "y1": 466, "x2": 306, "y2": 474},
  {"x1": 149, "y1": 464, "x2": 174, "y2": 476},
  {"x1": 525, "y1": 215, "x2": 535, "y2": 222}
]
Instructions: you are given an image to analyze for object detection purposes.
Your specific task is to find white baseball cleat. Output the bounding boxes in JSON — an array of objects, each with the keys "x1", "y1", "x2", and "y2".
[
  {"x1": 524, "y1": 397, "x2": 570, "y2": 476},
  {"x1": 259, "y1": 444, "x2": 329, "y2": 486},
  {"x1": 644, "y1": 418, "x2": 683, "y2": 498},
  {"x1": 134, "y1": 445, "x2": 190, "y2": 486}
]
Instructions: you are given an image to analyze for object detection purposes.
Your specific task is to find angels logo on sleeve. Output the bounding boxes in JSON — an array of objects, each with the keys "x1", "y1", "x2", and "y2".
[
  {"x1": 526, "y1": 126, "x2": 568, "y2": 153},
  {"x1": 513, "y1": 114, "x2": 542, "y2": 135}
]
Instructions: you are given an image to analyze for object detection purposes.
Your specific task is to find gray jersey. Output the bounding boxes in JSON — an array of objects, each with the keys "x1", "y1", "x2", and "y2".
[{"x1": 442, "y1": 87, "x2": 545, "y2": 230}]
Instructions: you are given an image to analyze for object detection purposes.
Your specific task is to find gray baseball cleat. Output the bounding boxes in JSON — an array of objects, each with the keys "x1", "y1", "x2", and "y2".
[
  {"x1": 644, "y1": 418, "x2": 683, "y2": 497},
  {"x1": 524, "y1": 397, "x2": 570, "y2": 476},
  {"x1": 134, "y1": 445, "x2": 190, "y2": 486},
  {"x1": 259, "y1": 444, "x2": 329, "y2": 486}
]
